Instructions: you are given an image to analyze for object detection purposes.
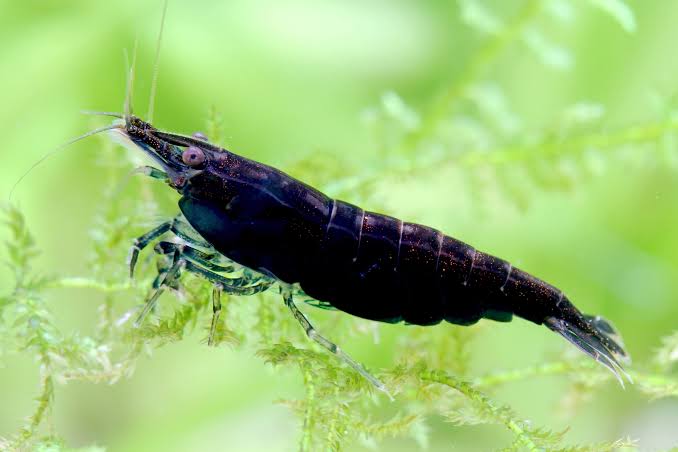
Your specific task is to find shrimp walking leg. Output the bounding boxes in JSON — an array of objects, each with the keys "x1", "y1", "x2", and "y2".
[
  {"x1": 168, "y1": 215, "x2": 212, "y2": 248},
  {"x1": 208, "y1": 285, "x2": 223, "y2": 347},
  {"x1": 154, "y1": 241, "x2": 236, "y2": 273},
  {"x1": 135, "y1": 249, "x2": 184, "y2": 325},
  {"x1": 182, "y1": 260, "x2": 272, "y2": 295},
  {"x1": 281, "y1": 287, "x2": 393, "y2": 400},
  {"x1": 170, "y1": 259, "x2": 271, "y2": 344},
  {"x1": 136, "y1": 241, "x2": 272, "y2": 335},
  {"x1": 128, "y1": 221, "x2": 172, "y2": 278},
  {"x1": 128, "y1": 214, "x2": 214, "y2": 277}
]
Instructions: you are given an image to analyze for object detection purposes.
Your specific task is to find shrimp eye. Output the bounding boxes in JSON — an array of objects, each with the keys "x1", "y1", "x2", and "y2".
[{"x1": 182, "y1": 146, "x2": 206, "y2": 166}]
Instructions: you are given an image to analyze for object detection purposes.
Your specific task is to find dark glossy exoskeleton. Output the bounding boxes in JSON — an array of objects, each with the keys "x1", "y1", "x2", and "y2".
[{"x1": 113, "y1": 115, "x2": 630, "y2": 394}]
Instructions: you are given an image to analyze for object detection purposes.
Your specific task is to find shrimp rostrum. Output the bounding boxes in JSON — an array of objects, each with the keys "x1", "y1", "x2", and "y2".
[{"x1": 110, "y1": 114, "x2": 630, "y2": 394}]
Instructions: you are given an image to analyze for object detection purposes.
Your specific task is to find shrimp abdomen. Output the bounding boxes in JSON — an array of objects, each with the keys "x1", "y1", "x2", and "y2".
[{"x1": 175, "y1": 135, "x2": 628, "y2": 383}]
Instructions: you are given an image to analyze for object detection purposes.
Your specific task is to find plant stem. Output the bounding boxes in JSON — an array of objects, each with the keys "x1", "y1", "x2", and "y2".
[{"x1": 420, "y1": 369, "x2": 542, "y2": 451}]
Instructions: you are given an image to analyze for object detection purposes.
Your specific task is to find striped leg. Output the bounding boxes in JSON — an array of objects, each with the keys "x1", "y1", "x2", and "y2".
[
  {"x1": 128, "y1": 214, "x2": 213, "y2": 278},
  {"x1": 135, "y1": 248, "x2": 184, "y2": 326},
  {"x1": 136, "y1": 240, "x2": 274, "y2": 344},
  {"x1": 281, "y1": 286, "x2": 393, "y2": 400}
]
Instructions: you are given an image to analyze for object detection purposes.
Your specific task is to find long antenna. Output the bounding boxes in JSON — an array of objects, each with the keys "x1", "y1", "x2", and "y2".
[
  {"x1": 124, "y1": 37, "x2": 139, "y2": 118},
  {"x1": 9, "y1": 124, "x2": 122, "y2": 202},
  {"x1": 147, "y1": 0, "x2": 168, "y2": 123},
  {"x1": 81, "y1": 110, "x2": 124, "y2": 119}
]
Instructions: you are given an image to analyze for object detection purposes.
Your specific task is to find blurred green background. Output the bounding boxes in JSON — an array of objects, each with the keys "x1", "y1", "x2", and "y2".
[{"x1": 2, "y1": 0, "x2": 678, "y2": 451}]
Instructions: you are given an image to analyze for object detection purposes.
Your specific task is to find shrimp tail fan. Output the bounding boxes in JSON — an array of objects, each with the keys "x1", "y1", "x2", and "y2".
[{"x1": 544, "y1": 314, "x2": 631, "y2": 387}]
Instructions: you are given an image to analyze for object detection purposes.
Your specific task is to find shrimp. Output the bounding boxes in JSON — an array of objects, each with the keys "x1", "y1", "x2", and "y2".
[{"x1": 106, "y1": 114, "x2": 630, "y2": 396}]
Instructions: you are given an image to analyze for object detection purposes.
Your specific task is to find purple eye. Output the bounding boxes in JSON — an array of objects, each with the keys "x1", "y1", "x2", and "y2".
[{"x1": 182, "y1": 146, "x2": 206, "y2": 167}]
